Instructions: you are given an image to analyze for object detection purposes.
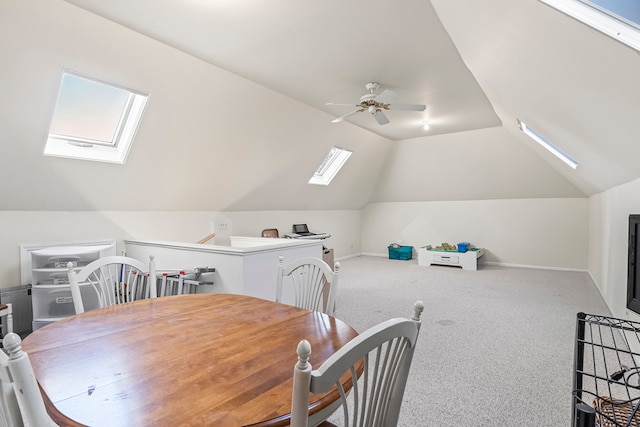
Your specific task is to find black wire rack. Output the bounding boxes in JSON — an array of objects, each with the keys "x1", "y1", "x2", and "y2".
[{"x1": 573, "y1": 312, "x2": 640, "y2": 427}]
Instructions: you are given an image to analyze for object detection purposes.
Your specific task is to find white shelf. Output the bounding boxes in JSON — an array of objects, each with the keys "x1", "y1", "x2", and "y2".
[{"x1": 26, "y1": 240, "x2": 116, "y2": 330}]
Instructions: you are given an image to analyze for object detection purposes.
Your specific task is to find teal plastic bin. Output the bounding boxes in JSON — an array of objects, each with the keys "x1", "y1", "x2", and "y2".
[{"x1": 388, "y1": 245, "x2": 413, "y2": 260}]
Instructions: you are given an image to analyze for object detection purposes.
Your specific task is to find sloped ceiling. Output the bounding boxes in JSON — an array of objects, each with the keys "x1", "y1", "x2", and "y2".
[
  {"x1": 431, "y1": 0, "x2": 640, "y2": 195},
  {"x1": 61, "y1": 0, "x2": 502, "y2": 141},
  {"x1": 0, "y1": 0, "x2": 391, "y2": 211},
  {"x1": 5, "y1": 0, "x2": 638, "y2": 212}
]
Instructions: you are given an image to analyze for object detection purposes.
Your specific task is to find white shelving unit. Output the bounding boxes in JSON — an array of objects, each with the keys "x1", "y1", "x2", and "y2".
[{"x1": 21, "y1": 240, "x2": 116, "y2": 330}]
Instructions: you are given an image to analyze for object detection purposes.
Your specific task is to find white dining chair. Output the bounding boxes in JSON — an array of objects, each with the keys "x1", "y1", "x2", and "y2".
[
  {"x1": 276, "y1": 256, "x2": 340, "y2": 316},
  {"x1": 0, "y1": 333, "x2": 53, "y2": 427},
  {"x1": 0, "y1": 304, "x2": 13, "y2": 336},
  {"x1": 290, "y1": 300, "x2": 424, "y2": 427},
  {"x1": 67, "y1": 255, "x2": 157, "y2": 314}
]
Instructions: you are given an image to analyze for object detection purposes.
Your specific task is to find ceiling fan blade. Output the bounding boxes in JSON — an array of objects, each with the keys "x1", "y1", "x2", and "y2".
[
  {"x1": 373, "y1": 89, "x2": 396, "y2": 104},
  {"x1": 326, "y1": 102, "x2": 359, "y2": 107},
  {"x1": 373, "y1": 110, "x2": 390, "y2": 125},
  {"x1": 387, "y1": 103, "x2": 426, "y2": 111},
  {"x1": 331, "y1": 108, "x2": 364, "y2": 123}
]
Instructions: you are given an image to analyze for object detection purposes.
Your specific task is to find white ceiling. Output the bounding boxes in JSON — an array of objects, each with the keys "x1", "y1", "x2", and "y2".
[
  {"x1": 62, "y1": 0, "x2": 502, "y2": 141},
  {"x1": 3, "y1": 0, "x2": 640, "y2": 212}
]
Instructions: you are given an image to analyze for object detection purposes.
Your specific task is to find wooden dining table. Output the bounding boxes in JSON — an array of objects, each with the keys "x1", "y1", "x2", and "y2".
[{"x1": 21, "y1": 293, "x2": 360, "y2": 426}]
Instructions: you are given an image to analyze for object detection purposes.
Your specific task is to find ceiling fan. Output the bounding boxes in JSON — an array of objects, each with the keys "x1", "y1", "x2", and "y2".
[{"x1": 326, "y1": 82, "x2": 426, "y2": 125}]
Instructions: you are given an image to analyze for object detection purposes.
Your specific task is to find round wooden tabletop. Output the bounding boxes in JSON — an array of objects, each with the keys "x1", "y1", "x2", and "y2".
[{"x1": 21, "y1": 293, "x2": 359, "y2": 427}]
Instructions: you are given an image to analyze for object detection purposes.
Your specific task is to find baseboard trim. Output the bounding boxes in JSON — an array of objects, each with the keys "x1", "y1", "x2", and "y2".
[
  {"x1": 336, "y1": 253, "x2": 373, "y2": 261},
  {"x1": 359, "y1": 252, "x2": 386, "y2": 258},
  {"x1": 483, "y1": 261, "x2": 587, "y2": 272},
  {"x1": 587, "y1": 270, "x2": 616, "y2": 317},
  {"x1": 352, "y1": 252, "x2": 587, "y2": 272}
]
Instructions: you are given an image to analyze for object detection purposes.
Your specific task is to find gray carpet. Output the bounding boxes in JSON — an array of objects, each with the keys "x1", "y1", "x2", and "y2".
[{"x1": 330, "y1": 255, "x2": 611, "y2": 427}]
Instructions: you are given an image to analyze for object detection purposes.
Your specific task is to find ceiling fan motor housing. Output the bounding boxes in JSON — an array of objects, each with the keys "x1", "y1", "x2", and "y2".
[
  {"x1": 365, "y1": 82, "x2": 380, "y2": 92},
  {"x1": 360, "y1": 93, "x2": 376, "y2": 103},
  {"x1": 328, "y1": 81, "x2": 425, "y2": 125}
]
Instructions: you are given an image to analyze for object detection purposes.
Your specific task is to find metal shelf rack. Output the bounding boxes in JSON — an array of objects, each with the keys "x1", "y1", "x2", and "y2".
[{"x1": 573, "y1": 312, "x2": 640, "y2": 427}]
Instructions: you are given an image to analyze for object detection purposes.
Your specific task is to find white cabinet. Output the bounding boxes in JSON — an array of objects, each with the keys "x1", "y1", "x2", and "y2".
[
  {"x1": 22, "y1": 241, "x2": 116, "y2": 330},
  {"x1": 417, "y1": 246, "x2": 486, "y2": 270},
  {"x1": 125, "y1": 237, "x2": 322, "y2": 302}
]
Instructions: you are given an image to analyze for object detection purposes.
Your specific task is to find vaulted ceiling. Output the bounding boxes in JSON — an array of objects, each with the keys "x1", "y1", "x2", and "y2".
[
  {"x1": 62, "y1": 0, "x2": 502, "y2": 142},
  {"x1": 1, "y1": 0, "x2": 639, "y2": 211}
]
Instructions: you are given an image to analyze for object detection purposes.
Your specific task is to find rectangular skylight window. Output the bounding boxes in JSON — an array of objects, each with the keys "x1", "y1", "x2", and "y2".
[
  {"x1": 308, "y1": 146, "x2": 352, "y2": 185},
  {"x1": 540, "y1": 0, "x2": 640, "y2": 51},
  {"x1": 518, "y1": 119, "x2": 578, "y2": 169},
  {"x1": 45, "y1": 71, "x2": 149, "y2": 164},
  {"x1": 581, "y1": 0, "x2": 640, "y2": 29}
]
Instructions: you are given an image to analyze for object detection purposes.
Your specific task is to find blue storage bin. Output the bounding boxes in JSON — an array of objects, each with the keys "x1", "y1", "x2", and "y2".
[
  {"x1": 388, "y1": 245, "x2": 413, "y2": 260},
  {"x1": 457, "y1": 242, "x2": 470, "y2": 253}
]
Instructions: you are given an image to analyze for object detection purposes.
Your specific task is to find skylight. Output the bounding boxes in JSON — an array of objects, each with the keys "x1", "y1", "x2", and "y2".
[
  {"x1": 540, "y1": 0, "x2": 640, "y2": 51},
  {"x1": 45, "y1": 71, "x2": 149, "y2": 164},
  {"x1": 308, "y1": 146, "x2": 352, "y2": 186},
  {"x1": 518, "y1": 119, "x2": 578, "y2": 169}
]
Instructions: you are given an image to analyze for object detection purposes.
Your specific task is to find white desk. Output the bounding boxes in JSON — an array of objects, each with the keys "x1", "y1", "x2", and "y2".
[{"x1": 285, "y1": 233, "x2": 331, "y2": 240}]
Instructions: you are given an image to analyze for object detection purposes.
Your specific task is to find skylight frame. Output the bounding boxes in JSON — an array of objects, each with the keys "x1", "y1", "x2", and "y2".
[
  {"x1": 581, "y1": 0, "x2": 640, "y2": 30},
  {"x1": 44, "y1": 70, "x2": 149, "y2": 164},
  {"x1": 308, "y1": 146, "x2": 352, "y2": 186},
  {"x1": 518, "y1": 119, "x2": 578, "y2": 169},
  {"x1": 539, "y1": 0, "x2": 640, "y2": 51}
]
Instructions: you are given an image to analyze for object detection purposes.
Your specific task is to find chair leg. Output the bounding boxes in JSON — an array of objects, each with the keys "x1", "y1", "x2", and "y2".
[
  {"x1": 6, "y1": 311, "x2": 13, "y2": 335},
  {"x1": 1, "y1": 304, "x2": 13, "y2": 335}
]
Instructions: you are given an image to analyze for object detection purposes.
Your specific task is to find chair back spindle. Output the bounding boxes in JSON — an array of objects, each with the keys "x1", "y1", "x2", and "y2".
[
  {"x1": 276, "y1": 256, "x2": 340, "y2": 316},
  {"x1": 68, "y1": 255, "x2": 156, "y2": 314},
  {"x1": 291, "y1": 300, "x2": 424, "y2": 427}
]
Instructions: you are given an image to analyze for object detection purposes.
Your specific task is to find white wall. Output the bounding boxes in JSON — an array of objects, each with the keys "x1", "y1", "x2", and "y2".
[
  {"x1": 0, "y1": 0, "x2": 390, "y2": 213},
  {"x1": 0, "y1": 1, "x2": 604, "y2": 294},
  {"x1": 0, "y1": 210, "x2": 360, "y2": 288},
  {"x1": 218, "y1": 210, "x2": 361, "y2": 257},
  {"x1": 588, "y1": 178, "x2": 640, "y2": 319},
  {"x1": 362, "y1": 198, "x2": 588, "y2": 269},
  {"x1": 371, "y1": 127, "x2": 585, "y2": 202},
  {"x1": 2, "y1": 200, "x2": 591, "y2": 290}
]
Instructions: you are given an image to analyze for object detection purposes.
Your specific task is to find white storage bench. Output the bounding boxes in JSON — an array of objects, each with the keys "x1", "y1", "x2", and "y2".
[{"x1": 418, "y1": 246, "x2": 486, "y2": 270}]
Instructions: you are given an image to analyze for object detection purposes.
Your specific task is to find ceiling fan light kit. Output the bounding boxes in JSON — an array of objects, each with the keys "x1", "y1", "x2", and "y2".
[{"x1": 327, "y1": 82, "x2": 426, "y2": 126}]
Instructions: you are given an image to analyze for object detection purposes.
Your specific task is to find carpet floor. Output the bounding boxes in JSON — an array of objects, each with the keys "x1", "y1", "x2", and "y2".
[{"x1": 329, "y1": 255, "x2": 611, "y2": 427}]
